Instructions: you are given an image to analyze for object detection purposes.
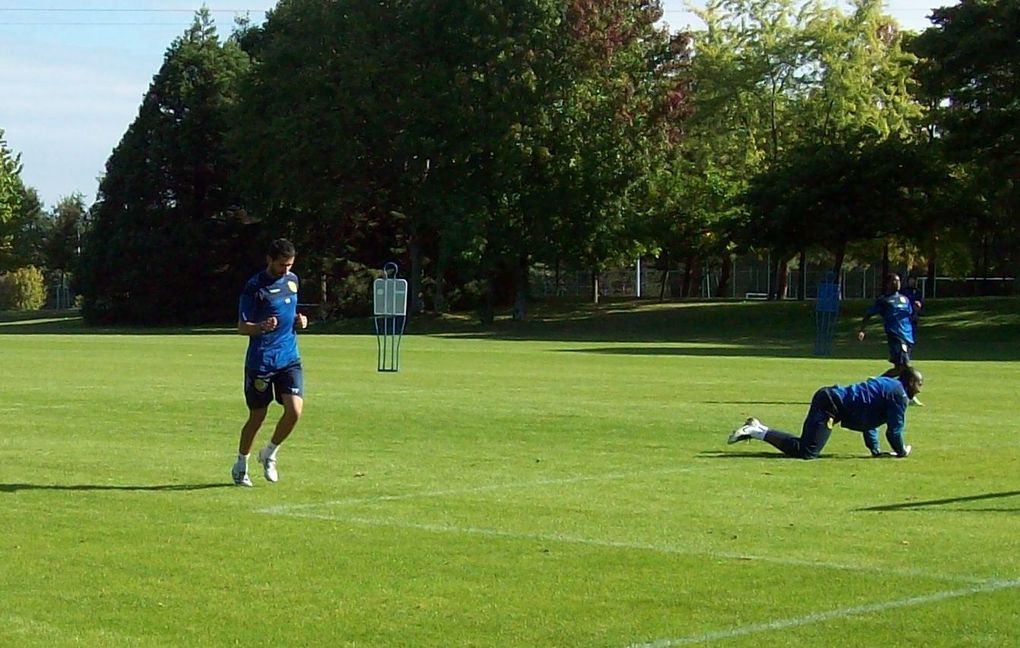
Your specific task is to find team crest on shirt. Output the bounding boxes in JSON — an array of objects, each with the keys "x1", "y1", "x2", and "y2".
[
  {"x1": 254, "y1": 378, "x2": 269, "y2": 392},
  {"x1": 287, "y1": 280, "x2": 298, "y2": 293},
  {"x1": 898, "y1": 295, "x2": 907, "y2": 304}
]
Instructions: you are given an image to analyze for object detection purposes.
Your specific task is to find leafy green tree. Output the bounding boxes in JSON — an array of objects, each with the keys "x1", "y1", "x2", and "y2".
[
  {"x1": 233, "y1": 0, "x2": 690, "y2": 318},
  {"x1": 0, "y1": 265, "x2": 46, "y2": 311},
  {"x1": 79, "y1": 9, "x2": 253, "y2": 324},
  {"x1": 46, "y1": 193, "x2": 87, "y2": 288},
  {"x1": 1, "y1": 181, "x2": 50, "y2": 273},
  {"x1": 1, "y1": 129, "x2": 23, "y2": 260},
  {"x1": 911, "y1": 0, "x2": 1020, "y2": 281},
  {"x1": 686, "y1": 0, "x2": 923, "y2": 296}
]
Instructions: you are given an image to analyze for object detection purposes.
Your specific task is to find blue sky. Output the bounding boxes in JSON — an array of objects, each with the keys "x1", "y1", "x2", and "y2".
[{"x1": 0, "y1": 1, "x2": 951, "y2": 209}]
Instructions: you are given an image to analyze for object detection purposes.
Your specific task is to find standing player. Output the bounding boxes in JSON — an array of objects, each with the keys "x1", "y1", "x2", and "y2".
[
  {"x1": 726, "y1": 367, "x2": 923, "y2": 459},
  {"x1": 857, "y1": 273, "x2": 921, "y2": 404},
  {"x1": 231, "y1": 238, "x2": 308, "y2": 487}
]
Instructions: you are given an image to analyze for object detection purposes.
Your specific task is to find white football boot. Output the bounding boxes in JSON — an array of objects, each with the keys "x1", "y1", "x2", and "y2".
[
  {"x1": 727, "y1": 418, "x2": 766, "y2": 444},
  {"x1": 257, "y1": 446, "x2": 279, "y2": 483},
  {"x1": 231, "y1": 461, "x2": 253, "y2": 487}
]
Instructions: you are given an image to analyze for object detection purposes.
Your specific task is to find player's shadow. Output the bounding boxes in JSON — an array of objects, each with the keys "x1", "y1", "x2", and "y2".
[
  {"x1": 699, "y1": 450, "x2": 874, "y2": 460},
  {"x1": 856, "y1": 490, "x2": 1020, "y2": 512},
  {"x1": 703, "y1": 400, "x2": 806, "y2": 406},
  {"x1": 0, "y1": 482, "x2": 233, "y2": 493}
]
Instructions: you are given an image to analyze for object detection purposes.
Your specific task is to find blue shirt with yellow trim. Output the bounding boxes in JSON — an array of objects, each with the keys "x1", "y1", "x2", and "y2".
[
  {"x1": 238, "y1": 270, "x2": 301, "y2": 373},
  {"x1": 866, "y1": 291, "x2": 915, "y2": 345}
]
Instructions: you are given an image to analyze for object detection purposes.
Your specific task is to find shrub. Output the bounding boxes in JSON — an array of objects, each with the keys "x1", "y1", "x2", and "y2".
[{"x1": 0, "y1": 265, "x2": 47, "y2": 311}]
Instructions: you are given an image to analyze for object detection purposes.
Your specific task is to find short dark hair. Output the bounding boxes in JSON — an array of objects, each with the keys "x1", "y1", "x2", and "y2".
[
  {"x1": 900, "y1": 365, "x2": 923, "y2": 387},
  {"x1": 268, "y1": 238, "x2": 296, "y2": 260}
]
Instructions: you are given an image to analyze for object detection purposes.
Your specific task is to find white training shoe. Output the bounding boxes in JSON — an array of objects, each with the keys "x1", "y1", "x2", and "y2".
[
  {"x1": 892, "y1": 445, "x2": 912, "y2": 458},
  {"x1": 231, "y1": 462, "x2": 253, "y2": 487},
  {"x1": 728, "y1": 418, "x2": 763, "y2": 445},
  {"x1": 257, "y1": 446, "x2": 278, "y2": 483}
]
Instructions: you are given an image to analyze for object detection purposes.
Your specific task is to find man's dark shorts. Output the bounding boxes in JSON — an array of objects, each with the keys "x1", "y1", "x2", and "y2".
[
  {"x1": 244, "y1": 364, "x2": 304, "y2": 410},
  {"x1": 886, "y1": 334, "x2": 912, "y2": 366}
]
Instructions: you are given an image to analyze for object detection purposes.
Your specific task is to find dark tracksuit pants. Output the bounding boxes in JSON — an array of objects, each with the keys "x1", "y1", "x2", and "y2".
[{"x1": 765, "y1": 388, "x2": 840, "y2": 459}]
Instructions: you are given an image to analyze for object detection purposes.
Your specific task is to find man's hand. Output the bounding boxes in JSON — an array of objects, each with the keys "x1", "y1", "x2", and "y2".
[
  {"x1": 857, "y1": 330, "x2": 866, "y2": 341},
  {"x1": 296, "y1": 313, "x2": 308, "y2": 330},
  {"x1": 260, "y1": 316, "x2": 278, "y2": 332}
]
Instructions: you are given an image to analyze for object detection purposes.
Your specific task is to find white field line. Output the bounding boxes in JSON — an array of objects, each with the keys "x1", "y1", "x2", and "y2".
[
  {"x1": 257, "y1": 466, "x2": 700, "y2": 513},
  {"x1": 260, "y1": 509, "x2": 987, "y2": 585},
  {"x1": 625, "y1": 578, "x2": 1020, "y2": 647},
  {"x1": 258, "y1": 468, "x2": 993, "y2": 585}
]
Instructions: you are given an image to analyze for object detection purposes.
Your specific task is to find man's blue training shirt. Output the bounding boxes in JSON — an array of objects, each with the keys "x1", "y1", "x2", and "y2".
[
  {"x1": 238, "y1": 270, "x2": 302, "y2": 374},
  {"x1": 828, "y1": 376, "x2": 909, "y2": 455},
  {"x1": 866, "y1": 291, "x2": 915, "y2": 345}
]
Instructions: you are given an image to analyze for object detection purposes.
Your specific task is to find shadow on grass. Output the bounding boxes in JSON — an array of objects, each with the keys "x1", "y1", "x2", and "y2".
[
  {"x1": 0, "y1": 312, "x2": 235, "y2": 335},
  {"x1": 4, "y1": 298, "x2": 1020, "y2": 360},
  {"x1": 856, "y1": 490, "x2": 1020, "y2": 512},
  {"x1": 698, "y1": 450, "x2": 873, "y2": 460},
  {"x1": 703, "y1": 400, "x2": 807, "y2": 406},
  {"x1": 0, "y1": 482, "x2": 234, "y2": 493}
]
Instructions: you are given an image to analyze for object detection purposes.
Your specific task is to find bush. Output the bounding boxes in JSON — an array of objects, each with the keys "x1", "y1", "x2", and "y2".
[
  {"x1": 330, "y1": 261, "x2": 381, "y2": 318},
  {"x1": 0, "y1": 265, "x2": 47, "y2": 311}
]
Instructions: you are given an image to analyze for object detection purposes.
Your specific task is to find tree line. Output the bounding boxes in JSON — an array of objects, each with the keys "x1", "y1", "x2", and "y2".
[{"x1": 1, "y1": 0, "x2": 1017, "y2": 324}]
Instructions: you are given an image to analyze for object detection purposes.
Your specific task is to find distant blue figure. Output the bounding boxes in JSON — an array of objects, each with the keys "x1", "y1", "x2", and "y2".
[
  {"x1": 858, "y1": 273, "x2": 923, "y2": 405},
  {"x1": 814, "y1": 274, "x2": 841, "y2": 356}
]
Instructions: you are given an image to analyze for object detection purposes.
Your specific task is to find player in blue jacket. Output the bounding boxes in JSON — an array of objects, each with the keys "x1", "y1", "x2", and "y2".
[
  {"x1": 231, "y1": 238, "x2": 309, "y2": 487},
  {"x1": 726, "y1": 367, "x2": 923, "y2": 459},
  {"x1": 858, "y1": 272, "x2": 923, "y2": 405},
  {"x1": 857, "y1": 273, "x2": 917, "y2": 375}
]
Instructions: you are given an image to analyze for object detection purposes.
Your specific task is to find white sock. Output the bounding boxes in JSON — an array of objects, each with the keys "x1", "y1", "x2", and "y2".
[
  {"x1": 236, "y1": 453, "x2": 249, "y2": 466},
  {"x1": 265, "y1": 442, "x2": 279, "y2": 459}
]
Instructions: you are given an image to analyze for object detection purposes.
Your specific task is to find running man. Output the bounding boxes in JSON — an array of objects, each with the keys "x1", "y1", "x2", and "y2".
[
  {"x1": 726, "y1": 367, "x2": 923, "y2": 459},
  {"x1": 857, "y1": 273, "x2": 921, "y2": 404},
  {"x1": 231, "y1": 238, "x2": 308, "y2": 486}
]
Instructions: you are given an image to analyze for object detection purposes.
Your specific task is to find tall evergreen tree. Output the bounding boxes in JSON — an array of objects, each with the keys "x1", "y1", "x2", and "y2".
[
  {"x1": 79, "y1": 10, "x2": 253, "y2": 324},
  {"x1": 911, "y1": 0, "x2": 1020, "y2": 280}
]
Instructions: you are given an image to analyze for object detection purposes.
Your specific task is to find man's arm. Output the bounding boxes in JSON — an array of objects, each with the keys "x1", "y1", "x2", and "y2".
[
  {"x1": 857, "y1": 312, "x2": 873, "y2": 340},
  {"x1": 884, "y1": 400, "x2": 909, "y2": 457},
  {"x1": 238, "y1": 287, "x2": 278, "y2": 336},
  {"x1": 862, "y1": 428, "x2": 882, "y2": 456},
  {"x1": 238, "y1": 317, "x2": 278, "y2": 336},
  {"x1": 857, "y1": 301, "x2": 879, "y2": 340}
]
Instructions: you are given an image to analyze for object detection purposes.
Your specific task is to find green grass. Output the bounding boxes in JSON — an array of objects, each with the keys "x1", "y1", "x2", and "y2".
[{"x1": 2, "y1": 299, "x2": 1019, "y2": 647}]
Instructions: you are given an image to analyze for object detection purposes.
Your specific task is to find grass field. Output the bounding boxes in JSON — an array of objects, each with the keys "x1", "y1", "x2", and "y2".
[{"x1": 2, "y1": 298, "x2": 1019, "y2": 647}]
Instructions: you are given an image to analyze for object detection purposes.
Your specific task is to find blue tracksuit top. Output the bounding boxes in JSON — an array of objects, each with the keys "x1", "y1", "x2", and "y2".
[
  {"x1": 828, "y1": 377, "x2": 909, "y2": 455},
  {"x1": 866, "y1": 291, "x2": 915, "y2": 345},
  {"x1": 238, "y1": 270, "x2": 301, "y2": 374}
]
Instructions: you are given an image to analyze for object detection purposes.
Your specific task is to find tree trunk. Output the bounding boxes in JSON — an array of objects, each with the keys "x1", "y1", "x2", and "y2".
[
  {"x1": 681, "y1": 254, "x2": 694, "y2": 298},
  {"x1": 717, "y1": 254, "x2": 732, "y2": 299},
  {"x1": 554, "y1": 258, "x2": 561, "y2": 298},
  {"x1": 409, "y1": 236, "x2": 424, "y2": 314},
  {"x1": 659, "y1": 269, "x2": 670, "y2": 301},
  {"x1": 798, "y1": 249, "x2": 807, "y2": 301},
  {"x1": 881, "y1": 239, "x2": 890, "y2": 285},
  {"x1": 831, "y1": 242, "x2": 847, "y2": 286},
  {"x1": 926, "y1": 257, "x2": 936, "y2": 300},
  {"x1": 479, "y1": 273, "x2": 495, "y2": 324},
  {"x1": 773, "y1": 256, "x2": 789, "y2": 300},
  {"x1": 512, "y1": 252, "x2": 529, "y2": 321},
  {"x1": 432, "y1": 243, "x2": 447, "y2": 313},
  {"x1": 319, "y1": 271, "x2": 329, "y2": 319},
  {"x1": 690, "y1": 259, "x2": 704, "y2": 298}
]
